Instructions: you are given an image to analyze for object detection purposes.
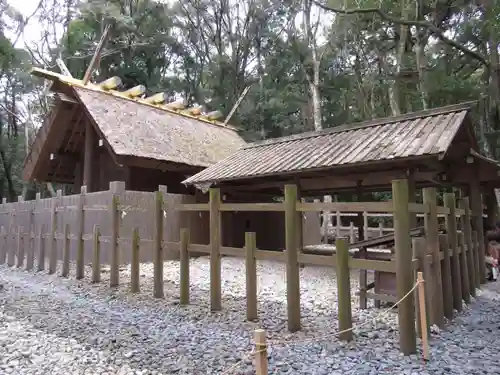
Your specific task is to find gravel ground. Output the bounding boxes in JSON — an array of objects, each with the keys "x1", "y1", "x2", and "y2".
[{"x1": 0, "y1": 257, "x2": 499, "y2": 375}]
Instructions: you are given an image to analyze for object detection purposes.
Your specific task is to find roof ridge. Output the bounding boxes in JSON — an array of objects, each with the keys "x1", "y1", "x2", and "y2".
[
  {"x1": 74, "y1": 85, "x2": 240, "y2": 133},
  {"x1": 31, "y1": 67, "x2": 239, "y2": 132},
  {"x1": 246, "y1": 101, "x2": 477, "y2": 149}
]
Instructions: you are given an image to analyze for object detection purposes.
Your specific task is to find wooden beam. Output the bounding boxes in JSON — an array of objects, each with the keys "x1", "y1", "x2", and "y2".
[
  {"x1": 56, "y1": 58, "x2": 72, "y2": 77},
  {"x1": 81, "y1": 25, "x2": 111, "y2": 191},
  {"x1": 82, "y1": 25, "x2": 111, "y2": 85},
  {"x1": 224, "y1": 170, "x2": 440, "y2": 194}
]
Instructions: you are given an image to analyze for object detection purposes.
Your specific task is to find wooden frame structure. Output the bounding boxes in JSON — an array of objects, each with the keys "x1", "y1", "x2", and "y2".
[{"x1": 183, "y1": 102, "x2": 500, "y2": 285}]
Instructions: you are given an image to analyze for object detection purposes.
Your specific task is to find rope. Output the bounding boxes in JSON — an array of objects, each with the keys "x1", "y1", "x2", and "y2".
[
  {"x1": 220, "y1": 279, "x2": 422, "y2": 374},
  {"x1": 220, "y1": 348, "x2": 267, "y2": 375}
]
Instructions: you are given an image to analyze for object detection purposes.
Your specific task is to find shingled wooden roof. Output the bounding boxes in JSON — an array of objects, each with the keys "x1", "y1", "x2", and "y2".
[
  {"x1": 184, "y1": 103, "x2": 475, "y2": 185},
  {"x1": 183, "y1": 102, "x2": 500, "y2": 194}
]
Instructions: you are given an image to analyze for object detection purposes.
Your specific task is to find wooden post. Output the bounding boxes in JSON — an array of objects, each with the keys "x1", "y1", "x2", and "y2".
[
  {"x1": 469, "y1": 181, "x2": 486, "y2": 283},
  {"x1": 444, "y1": 193, "x2": 462, "y2": 312},
  {"x1": 378, "y1": 221, "x2": 384, "y2": 237},
  {"x1": 130, "y1": 228, "x2": 140, "y2": 293},
  {"x1": 180, "y1": 228, "x2": 190, "y2": 305},
  {"x1": 363, "y1": 212, "x2": 368, "y2": 239},
  {"x1": 91, "y1": 225, "x2": 101, "y2": 283},
  {"x1": 37, "y1": 225, "x2": 45, "y2": 271},
  {"x1": 76, "y1": 186, "x2": 86, "y2": 280},
  {"x1": 417, "y1": 272, "x2": 430, "y2": 362},
  {"x1": 457, "y1": 232, "x2": 470, "y2": 304},
  {"x1": 284, "y1": 184, "x2": 301, "y2": 332},
  {"x1": 61, "y1": 224, "x2": 70, "y2": 277},
  {"x1": 461, "y1": 198, "x2": 476, "y2": 297},
  {"x1": 48, "y1": 190, "x2": 61, "y2": 275},
  {"x1": 245, "y1": 231, "x2": 257, "y2": 321},
  {"x1": 438, "y1": 234, "x2": 453, "y2": 320},
  {"x1": 254, "y1": 329, "x2": 268, "y2": 375},
  {"x1": 392, "y1": 178, "x2": 416, "y2": 355},
  {"x1": 336, "y1": 210, "x2": 341, "y2": 238},
  {"x1": 349, "y1": 222, "x2": 355, "y2": 243},
  {"x1": 16, "y1": 226, "x2": 24, "y2": 268},
  {"x1": 153, "y1": 186, "x2": 165, "y2": 298},
  {"x1": 413, "y1": 237, "x2": 430, "y2": 337},
  {"x1": 110, "y1": 181, "x2": 125, "y2": 288},
  {"x1": 209, "y1": 188, "x2": 222, "y2": 310},
  {"x1": 336, "y1": 237, "x2": 353, "y2": 341},
  {"x1": 0, "y1": 226, "x2": 6, "y2": 264},
  {"x1": 296, "y1": 188, "x2": 304, "y2": 252},
  {"x1": 357, "y1": 187, "x2": 367, "y2": 309},
  {"x1": 322, "y1": 195, "x2": 332, "y2": 244},
  {"x1": 422, "y1": 187, "x2": 444, "y2": 328},
  {"x1": 358, "y1": 245, "x2": 368, "y2": 310},
  {"x1": 471, "y1": 230, "x2": 481, "y2": 289}
]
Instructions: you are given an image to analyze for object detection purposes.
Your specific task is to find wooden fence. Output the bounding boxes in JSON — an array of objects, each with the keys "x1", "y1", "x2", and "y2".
[
  {"x1": 0, "y1": 181, "x2": 208, "y2": 267},
  {"x1": 0, "y1": 179, "x2": 487, "y2": 356},
  {"x1": 321, "y1": 210, "x2": 489, "y2": 242}
]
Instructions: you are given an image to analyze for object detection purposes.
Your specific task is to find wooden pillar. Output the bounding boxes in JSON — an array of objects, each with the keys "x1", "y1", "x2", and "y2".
[
  {"x1": 153, "y1": 186, "x2": 166, "y2": 297},
  {"x1": 422, "y1": 187, "x2": 444, "y2": 328},
  {"x1": 91, "y1": 225, "x2": 101, "y2": 283},
  {"x1": 457, "y1": 231, "x2": 470, "y2": 304},
  {"x1": 285, "y1": 184, "x2": 301, "y2": 332},
  {"x1": 461, "y1": 197, "x2": 476, "y2": 297},
  {"x1": 444, "y1": 193, "x2": 462, "y2": 312},
  {"x1": 438, "y1": 234, "x2": 454, "y2": 320},
  {"x1": 413, "y1": 237, "x2": 430, "y2": 337},
  {"x1": 109, "y1": 181, "x2": 125, "y2": 288},
  {"x1": 336, "y1": 237, "x2": 353, "y2": 341},
  {"x1": 322, "y1": 195, "x2": 332, "y2": 243},
  {"x1": 392, "y1": 179, "x2": 416, "y2": 355},
  {"x1": 356, "y1": 183, "x2": 368, "y2": 309},
  {"x1": 76, "y1": 186, "x2": 86, "y2": 280},
  {"x1": 245, "y1": 231, "x2": 257, "y2": 321},
  {"x1": 471, "y1": 231, "x2": 481, "y2": 289},
  {"x1": 408, "y1": 172, "x2": 417, "y2": 229},
  {"x1": 296, "y1": 184, "x2": 303, "y2": 252},
  {"x1": 131, "y1": 228, "x2": 140, "y2": 293},
  {"x1": 209, "y1": 188, "x2": 222, "y2": 311},
  {"x1": 83, "y1": 122, "x2": 96, "y2": 192},
  {"x1": 469, "y1": 180, "x2": 486, "y2": 284}
]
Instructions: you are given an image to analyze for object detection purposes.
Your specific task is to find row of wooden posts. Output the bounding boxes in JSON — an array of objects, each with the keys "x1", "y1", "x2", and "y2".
[
  {"x1": 0, "y1": 178, "x2": 488, "y2": 356},
  {"x1": 178, "y1": 179, "x2": 486, "y2": 356}
]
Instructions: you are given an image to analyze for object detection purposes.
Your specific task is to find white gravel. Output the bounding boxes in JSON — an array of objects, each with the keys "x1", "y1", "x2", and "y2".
[{"x1": 0, "y1": 257, "x2": 499, "y2": 375}]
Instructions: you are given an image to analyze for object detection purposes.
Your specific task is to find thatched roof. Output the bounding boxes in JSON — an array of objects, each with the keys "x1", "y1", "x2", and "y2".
[
  {"x1": 24, "y1": 68, "x2": 246, "y2": 183},
  {"x1": 76, "y1": 87, "x2": 245, "y2": 167}
]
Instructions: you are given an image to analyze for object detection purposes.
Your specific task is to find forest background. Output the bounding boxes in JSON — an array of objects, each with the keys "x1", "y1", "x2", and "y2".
[{"x1": 0, "y1": 0, "x2": 499, "y2": 202}]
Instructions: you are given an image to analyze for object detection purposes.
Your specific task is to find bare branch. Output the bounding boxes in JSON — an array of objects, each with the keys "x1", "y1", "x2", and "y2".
[{"x1": 313, "y1": 1, "x2": 488, "y2": 66}]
